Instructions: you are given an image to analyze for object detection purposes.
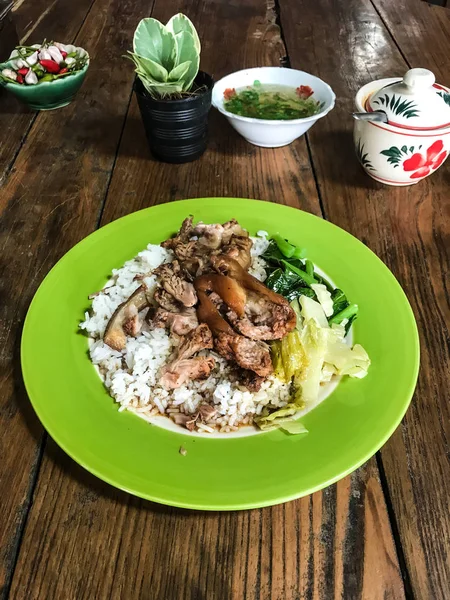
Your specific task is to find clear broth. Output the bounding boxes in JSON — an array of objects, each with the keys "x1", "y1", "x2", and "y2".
[{"x1": 224, "y1": 83, "x2": 322, "y2": 120}]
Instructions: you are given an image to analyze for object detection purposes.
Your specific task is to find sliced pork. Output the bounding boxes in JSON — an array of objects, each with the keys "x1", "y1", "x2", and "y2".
[
  {"x1": 194, "y1": 284, "x2": 273, "y2": 377},
  {"x1": 149, "y1": 306, "x2": 198, "y2": 336},
  {"x1": 153, "y1": 287, "x2": 182, "y2": 312},
  {"x1": 193, "y1": 222, "x2": 225, "y2": 249},
  {"x1": 222, "y1": 235, "x2": 253, "y2": 270},
  {"x1": 210, "y1": 255, "x2": 296, "y2": 340},
  {"x1": 159, "y1": 356, "x2": 215, "y2": 389},
  {"x1": 159, "y1": 323, "x2": 215, "y2": 389},
  {"x1": 155, "y1": 261, "x2": 197, "y2": 307}
]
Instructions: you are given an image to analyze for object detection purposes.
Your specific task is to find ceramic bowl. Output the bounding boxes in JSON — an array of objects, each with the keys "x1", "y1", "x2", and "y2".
[
  {"x1": 212, "y1": 67, "x2": 335, "y2": 148},
  {"x1": 354, "y1": 78, "x2": 450, "y2": 186},
  {"x1": 0, "y1": 58, "x2": 89, "y2": 110}
]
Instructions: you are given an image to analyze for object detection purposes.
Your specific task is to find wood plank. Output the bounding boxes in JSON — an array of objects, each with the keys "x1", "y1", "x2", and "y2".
[
  {"x1": 0, "y1": 0, "x2": 94, "y2": 184},
  {"x1": 9, "y1": 441, "x2": 404, "y2": 600},
  {"x1": 372, "y1": 0, "x2": 450, "y2": 83},
  {"x1": 9, "y1": 1, "x2": 404, "y2": 598},
  {"x1": 0, "y1": 0, "x2": 155, "y2": 595},
  {"x1": 279, "y1": 0, "x2": 450, "y2": 598}
]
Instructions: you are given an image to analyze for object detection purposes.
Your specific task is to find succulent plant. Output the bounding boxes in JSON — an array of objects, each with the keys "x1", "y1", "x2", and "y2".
[{"x1": 127, "y1": 14, "x2": 201, "y2": 97}]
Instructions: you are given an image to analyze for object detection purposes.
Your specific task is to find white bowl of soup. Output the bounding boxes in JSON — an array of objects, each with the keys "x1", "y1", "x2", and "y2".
[{"x1": 212, "y1": 67, "x2": 335, "y2": 148}]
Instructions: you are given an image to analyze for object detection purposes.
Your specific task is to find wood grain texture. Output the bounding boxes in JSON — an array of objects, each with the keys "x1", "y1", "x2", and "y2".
[
  {"x1": 6, "y1": 1, "x2": 405, "y2": 599},
  {"x1": 0, "y1": 0, "x2": 155, "y2": 595},
  {"x1": 9, "y1": 441, "x2": 404, "y2": 600},
  {"x1": 0, "y1": 0, "x2": 95, "y2": 183},
  {"x1": 279, "y1": 0, "x2": 450, "y2": 597},
  {"x1": 372, "y1": 0, "x2": 450, "y2": 83}
]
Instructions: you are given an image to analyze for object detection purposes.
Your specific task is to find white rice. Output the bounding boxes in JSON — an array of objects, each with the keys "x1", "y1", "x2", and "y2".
[{"x1": 80, "y1": 230, "x2": 292, "y2": 432}]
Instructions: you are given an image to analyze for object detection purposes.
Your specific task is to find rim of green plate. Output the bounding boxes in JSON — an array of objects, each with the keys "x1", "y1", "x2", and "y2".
[{"x1": 21, "y1": 199, "x2": 420, "y2": 510}]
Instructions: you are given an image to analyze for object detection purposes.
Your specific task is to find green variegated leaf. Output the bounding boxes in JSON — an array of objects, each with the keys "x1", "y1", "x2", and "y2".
[
  {"x1": 166, "y1": 13, "x2": 201, "y2": 53},
  {"x1": 168, "y1": 60, "x2": 191, "y2": 82},
  {"x1": 133, "y1": 18, "x2": 176, "y2": 71},
  {"x1": 140, "y1": 76, "x2": 184, "y2": 96},
  {"x1": 174, "y1": 31, "x2": 199, "y2": 91},
  {"x1": 128, "y1": 52, "x2": 168, "y2": 82}
]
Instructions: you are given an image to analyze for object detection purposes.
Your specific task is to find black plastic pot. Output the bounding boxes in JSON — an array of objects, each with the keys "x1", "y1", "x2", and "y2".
[
  {"x1": 134, "y1": 71, "x2": 213, "y2": 164},
  {"x1": 0, "y1": 2, "x2": 19, "y2": 62}
]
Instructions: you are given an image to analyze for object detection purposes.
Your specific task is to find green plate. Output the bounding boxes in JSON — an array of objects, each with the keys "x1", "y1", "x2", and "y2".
[{"x1": 21, "y1": 199, "x2": 419, "y2": 510}]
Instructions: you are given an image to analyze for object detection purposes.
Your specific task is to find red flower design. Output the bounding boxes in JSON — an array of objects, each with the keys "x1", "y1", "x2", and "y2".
[
  {"x1": 296, "y1": 85, "x2": 314, "y2": 99},
  {"x1": 223, "y1": 88, "x2": 236, "y2": 100},
  {"x1": 403, "y1": 140, "x2": 447, "y2": 179}
]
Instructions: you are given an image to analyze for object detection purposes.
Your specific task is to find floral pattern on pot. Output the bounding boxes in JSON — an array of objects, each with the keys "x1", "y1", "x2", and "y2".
[
  {"x1": 437, "y1": 91, "x2": 450, "y2": 107},
  {"x1": 372, "y1": 93, "x2": 419, "y2": 119},
  {"x1": 380, "y1": 140, "x2": 447, "y2": 180},
  {"x1": 403, "y1": 140, "x2": 447, "y2": 179},
  {"x1": 355, "y1": 138, "x2": 376, "y2": 171}
]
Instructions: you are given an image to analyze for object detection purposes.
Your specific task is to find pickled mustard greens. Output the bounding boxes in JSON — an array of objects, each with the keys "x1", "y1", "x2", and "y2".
[{"x1": 223, "y1": 82, "x2": 322, "y2": 120}]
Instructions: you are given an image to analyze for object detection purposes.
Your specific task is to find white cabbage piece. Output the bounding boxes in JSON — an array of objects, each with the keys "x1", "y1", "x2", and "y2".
[
  {"x1": 299, "y1": 295, "x2": 329, "y2": 328},
  {"x1": 311, "y1": 283, "x2": 334, "y2": 317}
]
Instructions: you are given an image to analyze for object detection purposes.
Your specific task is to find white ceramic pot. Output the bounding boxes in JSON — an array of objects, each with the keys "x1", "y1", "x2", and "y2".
[
  {"x1": 212, "y1": 67, "x2": 335, "y2": 148},
  {"x1": 354, "y1": 71, "x2": 450, "y2": 186}
]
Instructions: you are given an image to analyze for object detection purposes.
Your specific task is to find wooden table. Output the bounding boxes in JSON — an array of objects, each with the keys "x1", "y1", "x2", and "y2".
[{"x1": 1, "y1": 0, "x2": 449, "y2": 598}]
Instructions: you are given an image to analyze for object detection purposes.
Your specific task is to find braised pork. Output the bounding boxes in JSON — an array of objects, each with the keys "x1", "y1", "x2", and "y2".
[{"x1": 159, "y1": 323, "x2": 215, "y2": 389}]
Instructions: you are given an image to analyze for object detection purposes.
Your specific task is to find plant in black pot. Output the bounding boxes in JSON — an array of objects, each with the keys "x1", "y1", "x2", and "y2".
[{"x1": 127, "y1": 14, "x2": 213, "y2": 164}]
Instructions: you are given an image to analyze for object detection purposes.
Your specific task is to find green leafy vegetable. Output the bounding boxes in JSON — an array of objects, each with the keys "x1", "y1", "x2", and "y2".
[
  {"x1": 261, "y1": 239, "x2": 285, "y2": 267},
  {"x1": 224, "y1": 84, "x2": 321, "y2": 120},
  {"x1": 271, "y1": 233, "x2": 297, "y2": 258},
  {"x1": 279, "y1": 421, "x2": 308, "y2": 434},
  {"x1": 262, "y1": 234, "x2": 357, "y2": 334},
  {"x1": 329, "y1": 303, "x2": 358, "y2": 326},
  {"x1": 305, "y1": 259, "x2": 315, "y2": 278},
  {"x1": 254, "y1": 403, "x2": 306, "y2": 432},
  {"x1": 282, "y1": 261, "x2": 317, "y2": 286},
  {"x1": 330, "y1": 288, "x2": 349, "y2": 315},
  {"x1": 296, "y1": 318, "x2": 328, "y2": 404},
  {"x1": 285, "y1": 287, "x2": 316, "y2": 303},
  {"x1": 270, "y1": 341, "x2": 286, "y2": 382}
]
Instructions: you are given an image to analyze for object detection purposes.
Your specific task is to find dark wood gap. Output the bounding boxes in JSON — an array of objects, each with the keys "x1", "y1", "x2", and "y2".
[
  {"x1": 1, "y1": 114, "x2": 35, "y2": 186},
  {"x1": 376, "y1": 452, "x2": 415, "y2": 599},
  {"x1": 94, "y1": 83, "x2": 137, "y2": 228},
  {"x1": 1, "y1": 434, "x2": 47, "y2": 600}
]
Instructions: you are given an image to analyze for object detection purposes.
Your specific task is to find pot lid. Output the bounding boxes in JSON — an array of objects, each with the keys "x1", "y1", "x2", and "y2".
[{"x1": 367, "y1": 68, "x2": 450, "y2": 130}]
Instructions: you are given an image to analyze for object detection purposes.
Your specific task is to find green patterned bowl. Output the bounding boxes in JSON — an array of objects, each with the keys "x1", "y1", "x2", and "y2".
[{"x1": 0, "y1": 58, "x2": 89, "y2": 110}]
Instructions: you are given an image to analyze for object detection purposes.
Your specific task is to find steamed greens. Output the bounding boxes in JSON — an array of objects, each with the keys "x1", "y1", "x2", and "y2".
[
  {"x1": 262, "y1": 236, "x2": 358, "y2": 333},
  {"x1": 254, "y1": 234, "x2": 371, "y2": 434}
]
